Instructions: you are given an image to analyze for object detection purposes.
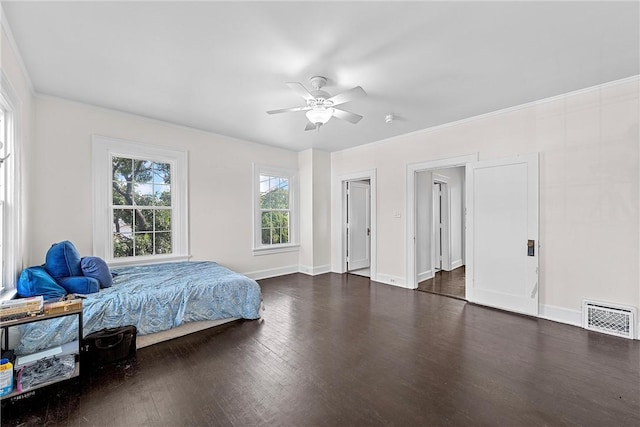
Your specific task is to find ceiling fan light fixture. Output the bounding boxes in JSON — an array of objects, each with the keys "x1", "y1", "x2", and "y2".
[{"x1": 306, "y1": 107, "x2": 334, "y2": 125}]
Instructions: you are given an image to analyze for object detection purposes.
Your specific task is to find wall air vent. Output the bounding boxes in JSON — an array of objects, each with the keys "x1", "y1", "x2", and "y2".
[{"x1": 582, "y1": 300, "x2": 636, "y2": 339}]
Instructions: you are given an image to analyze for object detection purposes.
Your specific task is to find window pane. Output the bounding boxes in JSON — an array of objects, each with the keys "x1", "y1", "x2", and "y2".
[
  {"x1": 134, "y1": 233, "x2": 153, "y2": 255},
  {"x1": 280, "y1": 227, "x2": 289, "y2": 244},
  {"x1": 113, "y1": 209, "x2": 133, "y2": 237},
  {"x1": 112, "y1": 157, "x2": 133, "y2": 182},
  {"x1": 154, "y1": 184, "x2": 171, "y2": 206},
  {"x1": 134, "y1": 182, "x2": 154, "y2": 206},
  {"x1": 112, "y1": 181, "x2": 132, "y2": 205},
  {"x1": 113, "y1": 233, "x2": 133, "y2": 258},
  {"x1": 261, "y1": 211, "x2": 272, "y2": 228},
  {"x1": 113, "y1": 207, "x2": 133, "y2": 258},
  {"x1": 134, "y1": 160, "x2": 153, "y2": 184},
  {"x1": 261, "y1": 228, "x2": 271, "y2": 245},
  {"x1": 134, "y1": 209, "x2": 154, "y2": 232},
  {"x1": 155, "y1": 210, "x2": 171, "y2": 231},
  {"x1": 155, "y1": 232, "x2": 172, "y2": 254},
  {"x1": 153, "y1": 162, "x2": 171, "y2": 185},
  {"x1": 260, "y1": 175, "x2": 273, "y2": 209}
]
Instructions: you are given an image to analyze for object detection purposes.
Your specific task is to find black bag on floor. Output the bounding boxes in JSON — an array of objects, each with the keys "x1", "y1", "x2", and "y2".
[{"x1": 82, "y1": 325, "x2": 137, "y2": 369}]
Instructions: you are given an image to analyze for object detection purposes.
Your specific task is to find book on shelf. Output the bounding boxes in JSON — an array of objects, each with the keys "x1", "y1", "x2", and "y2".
[{"x1": 1, "y1": 296, "x2": 43, "y2": 312}]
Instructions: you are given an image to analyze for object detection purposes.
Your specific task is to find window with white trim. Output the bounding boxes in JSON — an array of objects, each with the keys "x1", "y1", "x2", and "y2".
[
  {"x1": 92, "y1": 136, "x2": 189, "y2": 265},
  {"x1": 0, "y1": 71, "x2": 21, "y2": 295},
  {"x1": 0, "y1": 107, "x2": 6, "y2": 290},
  {"x1": 253, "y1": 165, "x2": 298, "y2": 255}
]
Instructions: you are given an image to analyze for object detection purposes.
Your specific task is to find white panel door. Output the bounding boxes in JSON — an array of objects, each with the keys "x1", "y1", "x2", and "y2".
[
  {"x1": 348, "y1": 181, "x2": 371, "y2": 271},
  {"x1": 465, "y1": 154, "x2": 539, "y2": 316}
]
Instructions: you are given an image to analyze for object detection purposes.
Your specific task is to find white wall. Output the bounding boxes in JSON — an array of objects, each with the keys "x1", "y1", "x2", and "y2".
[
  {"x1": 30, "y1": 96, "x2": 300, "y2": 278},
  {"x1": 298, "y1": 149, "x2": 331, "y2": 275},
  {"x1": 332, "y1": 77, "x2": 640, "y2": 318}
]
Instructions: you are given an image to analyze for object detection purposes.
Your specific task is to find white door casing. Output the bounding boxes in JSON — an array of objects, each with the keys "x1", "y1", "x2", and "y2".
[
  {"x1": 347, "y1": 181, "x2": 371, "y2": 271},
  {"x1": 433, "y1": 182, "x2": 442, "y2": 272},
  {"x1": 465, "y1": 153, "x2": 539, "y2": 316}
]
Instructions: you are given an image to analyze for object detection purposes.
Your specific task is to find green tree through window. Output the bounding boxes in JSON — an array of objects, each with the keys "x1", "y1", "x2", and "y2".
[
  {"x1": 260, "y1": 175, "x2": 290, "y2": 245},
  {"x1": 112, "y1": 157, "x2": 172, "y2": 257}
]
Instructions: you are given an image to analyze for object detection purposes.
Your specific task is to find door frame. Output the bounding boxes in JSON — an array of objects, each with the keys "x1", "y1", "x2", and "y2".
[
  {"x1": 346, "y1": 180, "x2": 371, "y2": 272},
  {"x1": 406, "y1": 154, "x2": 478, "y2": 289},
  {"x1": 432, "y1": 174, "x2": 452, "y2": 274},
  {"x1": 333, "y1": 169, "x2": 377, "y2": 280}
]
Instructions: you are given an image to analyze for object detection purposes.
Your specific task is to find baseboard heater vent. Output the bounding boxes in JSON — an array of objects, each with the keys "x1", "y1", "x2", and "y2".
[{"x1": 582, "y1": 300, "x2": 636, "y2": 339}]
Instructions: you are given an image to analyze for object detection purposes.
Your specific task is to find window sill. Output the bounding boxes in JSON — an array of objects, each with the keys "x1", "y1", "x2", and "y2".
[
  {"x1": 252, "y1": 244, "x2": 300, "y2": 256},
  {"x1": 0, "y1": 289, "x2": 17, "y2": 302},
  {"x1": 107, "y1": 254, "x2": 192, "y2": 267}
]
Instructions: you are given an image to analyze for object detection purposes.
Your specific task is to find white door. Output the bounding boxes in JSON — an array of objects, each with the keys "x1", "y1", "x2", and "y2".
[
  {"x1": 347, "y1": 181, "x2": 371, "y2": 271},
  {"x1": 465, "y1": 153, "x2": 539, "y2": 316}
]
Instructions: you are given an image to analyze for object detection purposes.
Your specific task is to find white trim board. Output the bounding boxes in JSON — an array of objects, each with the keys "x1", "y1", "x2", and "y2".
[
  {"x1": 243, "y1": 264, "x2": 299, "y2": 281},
  {"x1": 299, "y1": 264, "x2": 331, "y2": 276},
  {"x1": 374, "y1": 274, "x2": 409, "y2": 289}
]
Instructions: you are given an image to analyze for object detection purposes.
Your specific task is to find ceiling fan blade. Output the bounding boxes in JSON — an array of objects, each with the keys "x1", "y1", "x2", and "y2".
[
  {"x1": 332, "y1": 108, "x2": 363, "y2": 124},
  {"x1": 286, "y1": 82, "x2": 316, "y2": 101},
  {"x1": 304, "y1": 121, "x2": 318, "y2": 131},
  {"x1": 266, "y1": 105, "x2": 311, "y2": 114},
  {"x1": 326, "y1": 86, "x2": 367, "y2": 106}
]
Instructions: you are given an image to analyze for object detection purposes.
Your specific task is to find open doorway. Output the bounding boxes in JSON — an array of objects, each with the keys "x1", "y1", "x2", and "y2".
[
  {"x1": 346, "y1": 180, "x2": 371, "y2": 277},
  {"x1": 415, "y1": 167, "x2": 466, "y2": 299}
]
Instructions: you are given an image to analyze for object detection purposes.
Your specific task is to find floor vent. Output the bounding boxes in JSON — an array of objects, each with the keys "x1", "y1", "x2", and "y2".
[{"x1": 582, "y1": 300, "x2": 636, "y2": 339}]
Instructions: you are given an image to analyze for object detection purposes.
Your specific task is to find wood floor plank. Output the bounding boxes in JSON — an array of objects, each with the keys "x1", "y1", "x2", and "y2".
[{"x1": 2, "y1": 272, "x2": 639, "y2": 426}]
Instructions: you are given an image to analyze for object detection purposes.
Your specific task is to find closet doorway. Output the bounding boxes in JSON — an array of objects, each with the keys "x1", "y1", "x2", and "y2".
[
  {"x1": 346, "y1": 180, "x2": 371, "y2": 277},
  {"x1": 415, "y1": 167, "x2": 466, "y2": 299}
]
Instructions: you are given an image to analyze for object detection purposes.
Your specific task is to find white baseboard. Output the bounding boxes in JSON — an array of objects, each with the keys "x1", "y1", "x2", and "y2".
[
  {"x1": 299, "y1": 264, "x2": 331, "y2": 276},
  {"x1": 243, "y1": 264, "x2": 299, "y2": 280},
  {"x1": 375, "y1": 274, "x2": 409, "y2": 289},
  {"x1": 417, "y1": 270, "x2": 433, "y2": 283},
  {"x1": 451, "y1": 259, "x2": 464, "y2": 270},
  {"x1": 539, "y1": 304, "x2": 582, "y2": 328}
]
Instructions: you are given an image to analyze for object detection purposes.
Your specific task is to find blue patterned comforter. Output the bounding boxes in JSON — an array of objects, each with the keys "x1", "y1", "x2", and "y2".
[{"x1": 14, "y1": 261, "x2": 262, "y2": 355}]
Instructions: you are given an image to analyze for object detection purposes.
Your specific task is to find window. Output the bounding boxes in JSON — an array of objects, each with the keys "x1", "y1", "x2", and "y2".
[
  {"x1": 111, "y1": 157, "x2": 172, "y2": 258},
  {"x1": 253, "y1": 165, "x2": 298, "y2": 255},
  {"x1": 0, "y1": 71, "x2": 21, "y2": 295},
  {"x1": 0, "y1": 107, "x2": 6, "y2": 289},
  {"x1": 92, "y1": 136, "x2": 188, "y2": 265}
]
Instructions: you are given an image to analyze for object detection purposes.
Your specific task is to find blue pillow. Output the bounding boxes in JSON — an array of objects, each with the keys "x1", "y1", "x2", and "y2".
[
  {"x1": 45, "y1": 241, "x2": 82, "y2": 279},
  {"x1": 17, "y1": 266, "x2": 67, "y2": 300},
  {"x1": 81, "y1": 257, "x2": 112, "y2": 288},
  {"x1": 57, "y1": 276, "x2": 100, "y2": 295}
]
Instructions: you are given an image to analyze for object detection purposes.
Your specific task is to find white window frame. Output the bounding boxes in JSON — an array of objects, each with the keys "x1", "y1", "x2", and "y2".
[
  {"x1": 253, "y1": 164, "x2": 299, "y2": 255},
  {"x1": 0, "y1": 70, "x2": 22, "y2": 298},
  {"x1": 92, "y1": 135, "x2": 189, "y2": 266}
]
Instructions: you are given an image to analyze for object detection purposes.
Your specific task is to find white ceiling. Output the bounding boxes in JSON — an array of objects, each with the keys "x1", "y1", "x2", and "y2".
[{"x1": 3, "y1": 1, "x2": 639, "y2": 152}]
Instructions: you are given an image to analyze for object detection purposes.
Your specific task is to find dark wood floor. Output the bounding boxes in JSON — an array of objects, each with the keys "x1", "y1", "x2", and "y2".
[
  {"x1": 2, "y1": 273, "x2": 639, "y2": 426},
  {"x1": 417, "y1": 267, "x2": 466, "y2": 300}
]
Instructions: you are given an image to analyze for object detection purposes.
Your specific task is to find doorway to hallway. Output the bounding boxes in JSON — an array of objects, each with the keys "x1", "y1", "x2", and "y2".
[{"x1": 417, "y1": 266, "x2": 466, "y2": 300}]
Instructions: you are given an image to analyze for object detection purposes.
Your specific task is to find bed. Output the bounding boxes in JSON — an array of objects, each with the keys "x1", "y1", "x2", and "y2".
[{"x1": 13, "y1": 261, "x2": 262, "y2": 355}]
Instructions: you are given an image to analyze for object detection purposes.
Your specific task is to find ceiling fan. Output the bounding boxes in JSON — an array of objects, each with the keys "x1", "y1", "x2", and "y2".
[{"x1": 267, "y1": 76, "x2": 367, "y2": 131}]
